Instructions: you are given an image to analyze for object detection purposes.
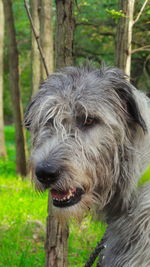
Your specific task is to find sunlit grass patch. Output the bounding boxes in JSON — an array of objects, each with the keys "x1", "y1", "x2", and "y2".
[
  {"x1": 0, "y1": 175, "x2": 48, "y2": 267},
  {"x1": 4, "y1": 125, "x2": 16, "y2": 160},
  {"x1": 139, "y1": 166, "x2": 150, "y2": 186}
]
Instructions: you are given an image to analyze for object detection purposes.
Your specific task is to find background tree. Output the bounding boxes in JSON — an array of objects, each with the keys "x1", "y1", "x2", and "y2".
[
  {"x1": 45, "y1": 1, "x2": 75, "y2": 266},
  {"x1": 40, "y1": 0, "x2": 53, "y2": 79},
  {"x1": 0, "y1": 0, "x2": 7, "y2": 158},
  {"x1": 55, "y1": 0, "x2": 75, "y2": 69},
  {"x1": 25, "y1": 0, "x2": 52, "y2": 87},
  {"x1": 3, "y1": 0, "x2": 27, "y2": 176},
  {"x1": 116, "y1": 0, "x2": 149, "y2": 77},
  {"x1": 116, "y1": 0, "x2": 135, "y2": 76},
  {"x1": 31, "y1": 0, "x2": 41, "y2": 94},
  {"x1": 131, "y1": 0, "x2": 150, "y2": 88}
]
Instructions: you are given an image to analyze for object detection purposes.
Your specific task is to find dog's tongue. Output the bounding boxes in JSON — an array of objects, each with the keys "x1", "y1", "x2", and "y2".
[{"x1": 51, "y1": 188, "x2": 75, "y2": 200}]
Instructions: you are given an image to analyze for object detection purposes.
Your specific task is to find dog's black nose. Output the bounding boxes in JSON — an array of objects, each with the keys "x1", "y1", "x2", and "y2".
[{"x1": 35, "y1": 164, "x2": 60, "y2": 185}]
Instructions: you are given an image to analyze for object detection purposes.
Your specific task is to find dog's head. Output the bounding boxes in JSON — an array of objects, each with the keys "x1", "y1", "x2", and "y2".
[{"x1": 24, "y1": 66, "x2": 147, "y2": 221}]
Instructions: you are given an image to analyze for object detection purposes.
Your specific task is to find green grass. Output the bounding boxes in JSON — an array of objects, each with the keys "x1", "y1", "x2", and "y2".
[
  {"x1": 139, "y1": 166, "x2": 150, "y2": 186},
  {"x1": 0, "y1": 126, "x2": 105, "y2": 267},
  {"x1": 68, "y1": 219, "x2": 105, "y2": 266},
  {"x1": 0, "y1": 176, "x2": 48, "y2": 267}
]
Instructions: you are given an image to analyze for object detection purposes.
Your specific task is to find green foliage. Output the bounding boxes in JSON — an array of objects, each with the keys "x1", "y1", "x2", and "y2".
[
  {"x1": 4, "y1": 126, "x2": 16, "y2": 157},
  {"x1": 106, "y1": 9, "x2": 125, "y2": 22},
  {"x1": 74, "y1": 0, "x2": 117, "y2": 65},
  {"x1": 139, "y1": 166, "x2": 150, "y2": 186},
  {"x1": 0, "y1": 126, "x2": 16, "y2": 175}
]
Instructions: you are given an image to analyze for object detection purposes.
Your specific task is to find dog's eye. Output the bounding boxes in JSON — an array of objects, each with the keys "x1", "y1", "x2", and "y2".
[
  {"x1": 83, "y1": 117, "x2": 98, "y2": 128},
  {"x1": 84, "y1": 117, "x2": 94, "y2": 126},
  {"x1": 76, "y1": 116, "x2": 99, "y2": 129}
]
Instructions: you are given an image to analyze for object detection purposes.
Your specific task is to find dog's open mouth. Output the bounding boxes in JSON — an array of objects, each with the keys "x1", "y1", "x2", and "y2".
[{"x1": 51, "y1": 187, "x2": 84, "y2": 207}]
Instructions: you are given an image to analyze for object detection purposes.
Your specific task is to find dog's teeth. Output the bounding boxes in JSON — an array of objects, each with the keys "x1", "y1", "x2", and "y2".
[
  {"x1": 52, "y1": 188, "x2": 77, "y2": 202},
  {"x1": 67, "y1": 192, "x2": 73, "y2": 199}
]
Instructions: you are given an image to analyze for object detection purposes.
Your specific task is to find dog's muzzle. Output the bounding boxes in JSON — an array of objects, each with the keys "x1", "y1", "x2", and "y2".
[{"x1": 35, "y1": 163, "x2": 84, "y2": 208}]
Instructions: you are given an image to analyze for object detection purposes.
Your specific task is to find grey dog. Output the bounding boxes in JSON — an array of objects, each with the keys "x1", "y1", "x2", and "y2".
[{"x1": 24, "y1": 66, "x2": 150, "y2": 267}]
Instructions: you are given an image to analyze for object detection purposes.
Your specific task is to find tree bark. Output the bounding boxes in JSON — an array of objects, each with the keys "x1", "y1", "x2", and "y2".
[
  {"x1": 3, "y1": 0, "x2": 27, "y2": 176},
  {"x1": 116, "y1": 0, "x2": 135, "y2": 76},
  {"x1": 45, "y1": 1, "x2": 75, "y2": 266},
  {"x1": 0, "y1": 0, "x2": 7, "y2": 158},
  {"x1": 40, "y1": 0, "x2": 53, "y2": 80},
  {"x1": 55, "y1": 0, "x2": 75, "y2": 69},
  {"x1": 31, "y1": 0, "x2": 41, "y2": 94},
  {"x1": 45, "y1": 195, "x2": 68, "y2": 267}
]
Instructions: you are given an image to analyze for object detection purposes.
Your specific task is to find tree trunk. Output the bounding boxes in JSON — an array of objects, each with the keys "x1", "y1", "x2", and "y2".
[
  {"x1": 3, "y1": 0, "x2": 27, "y2": 176},
  {"x1": 0, "y1": 0, "x2": 7, "y2": 158},
  {"x1": 45, "y1": 195, "x2": 68, "y2": 267},
  {"x1": 116, "y1": 0, "x2": 135, "y2": 76},
  {"x1": 45, "y1": 1, "x2": 75, "y2": 266},
  {"x1": 31, "y1": 0, "x2": 41, "y2": 94},
  {"x1": 55, "y1": 0, "x2": 75, "y2": 69},
  {"x1": 40, "y1": 0, "x2": 53, "y2": 80}
]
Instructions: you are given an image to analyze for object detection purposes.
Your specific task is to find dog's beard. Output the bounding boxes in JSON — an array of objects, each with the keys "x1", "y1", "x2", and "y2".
[{"x1": 49, "y1": 182, "x2": 108, "y2": 224}]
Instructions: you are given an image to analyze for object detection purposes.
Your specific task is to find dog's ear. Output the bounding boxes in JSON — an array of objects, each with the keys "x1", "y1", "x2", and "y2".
[
  {"x1": 103, "y1": 67, "x2": 147, "y2": 132},
  {"x1": 115, "y1": 85, "x2": 147, "y2": 133}
]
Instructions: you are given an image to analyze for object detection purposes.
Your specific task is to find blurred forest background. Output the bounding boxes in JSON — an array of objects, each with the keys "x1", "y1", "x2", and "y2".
[
  {"x1": 1, "y1": 0, "x2": 150, "y2": 127},
  {"x1": 0, "y1": 0, "x2": 150, "y2": 266}
]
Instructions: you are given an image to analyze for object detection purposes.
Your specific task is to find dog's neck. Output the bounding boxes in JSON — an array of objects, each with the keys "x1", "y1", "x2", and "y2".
[
  {"x1": 100, "y1": 183, "x2": 150, "y2": 266},
  {"x1": 104, "y1": 188, "x2": 137, "y2": 223}
]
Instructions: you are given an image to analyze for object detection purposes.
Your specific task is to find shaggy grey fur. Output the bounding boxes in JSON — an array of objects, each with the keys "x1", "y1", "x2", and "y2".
[{"x1": 24, "y1": 66, "x2": 150, "y2": 267}]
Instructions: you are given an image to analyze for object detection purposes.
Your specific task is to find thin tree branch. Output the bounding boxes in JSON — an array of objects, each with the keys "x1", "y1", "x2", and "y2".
[
  {"x1": 133, "y1": 0, "x2": 148, "y2": 25},
  {"x1": 24, "y1": 0, "x2": 49, "y2": 77},
  {"x1": 132, "y1": 45, "x2": 150, "y2": 54}
]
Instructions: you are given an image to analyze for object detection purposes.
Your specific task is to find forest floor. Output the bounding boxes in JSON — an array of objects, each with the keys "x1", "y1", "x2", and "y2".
[{"x1": 0, "y1": 126, "x2": 106, "y2": 267}]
